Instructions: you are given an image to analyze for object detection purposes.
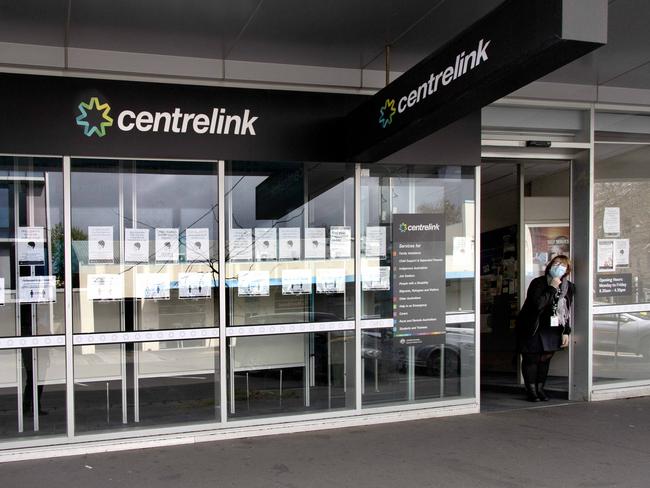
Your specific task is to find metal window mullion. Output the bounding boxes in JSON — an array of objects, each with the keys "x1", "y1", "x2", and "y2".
[
  {"x1": 63, "y1": 156, "x2": 75, "y2": 437},
  {"x1": 474, "y1": 165, "x2": 481, "y2": 405},
  {"x1": 354, "y1": 163, "x2": 361, "y2": 411},
  {"x1": 14, "y1": 171, "x2": 24, "y2": 433},
  {"x1": 218, "y1": 160, "x2": 227, "y2": 423}
]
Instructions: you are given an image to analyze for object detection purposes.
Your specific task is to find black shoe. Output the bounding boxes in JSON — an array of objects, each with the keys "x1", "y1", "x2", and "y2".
[
  {"x1": 525, "y1": 383, "x2": 540, "y2": 402},
  {"x1": 536, "y1": 384, "x2": 549, "y2": 401}
]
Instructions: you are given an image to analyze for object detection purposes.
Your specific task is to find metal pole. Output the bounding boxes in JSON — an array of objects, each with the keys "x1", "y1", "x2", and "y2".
[{"x1": 63, "y1": 156, "x2": 75, "y2": 437}]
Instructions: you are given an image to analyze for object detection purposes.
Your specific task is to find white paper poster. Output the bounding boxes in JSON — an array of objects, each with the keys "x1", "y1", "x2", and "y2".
[
  {"x1": 19, "y1": 276, "x2": 56, "y2": 303},
  {"x1": 124, "y1": 228, "x2": 150, "y2": 264},
  {"x1": 597, "y1": 239, "x2": 615, "y2": 272},
  {"x1": 229, "y1": 228, "x2": 253, "y2": 261},
  {"x1": 155, "y1": 228, "x2": 179, "y2": 263},
  {"x1": 614, "y1": 239, "x2": 630, "y2": 267},
  {"x1": 136, "y1": 273, "x2": 170, "y2": 300},
  {"x1": 603, "y1": 207, "x2": 621, "y2": 235},
  {"x1": 255, "y1": 227, "x2": 277, "y2": 260},
  {"x1": 178, "y1": 272, "x2": 212, "y2": 299},
  {"x1": 185, "y1": 228, "x2": 210, "y2": 262},
  {"x1": 362, "y1": 266, "x2": 390, "y2": 291},
  {"x1": 453, "y1": 236, "x2": 473, "y2": 268},
  {"x1": 305, "y1": 228, "x2": 326, "y2": 259},
  {"x1": 330, "y1": 226, "x2": 351, "y2": 259},
  {"x1": 281, "y1": 269, "x2": 312, "y2": 295},
  {"x1": 315, "y1": 268, "x2": 345, "y2": 294},
  {"x1": 87, "y1": 274, "x2": 124, "y2": 301},
  {"x1": 88, "y1": 226, "x2": 114, "y2": 263},
  {"x1": 17, "y1": 226, "x2": 45, "y2": 265},
  {"x1": 0, "y1": 277, "x2": 4, "y2": 306},
  {"x1": 279, "y1": 227, "x2": 301, "y2": 260},
  {"x1": 365, "y1": 226, "x2": 386, "y2": 258},
  {"x1": 237, "y1": 270, "x2": 270, "y2": 297}
]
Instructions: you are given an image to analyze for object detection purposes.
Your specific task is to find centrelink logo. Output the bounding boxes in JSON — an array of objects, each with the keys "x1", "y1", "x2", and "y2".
[
  {"x1": 75, "y1": 96, "x2": 259, "y2": 137},
  {"x1": 400, "y1": 222, "x2": 440, "y2": 232},
  {"x1": 378, "y1": 38, "x2": 491, "y2": 128}
]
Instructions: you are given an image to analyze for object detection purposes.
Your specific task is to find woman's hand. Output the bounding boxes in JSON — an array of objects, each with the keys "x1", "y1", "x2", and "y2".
[
  {"x1": 561, "y1": 334, "x2": 570, "y2": 348},
  {"x1": 550, "y1": 277, "x2": 562, "y2": 289}
]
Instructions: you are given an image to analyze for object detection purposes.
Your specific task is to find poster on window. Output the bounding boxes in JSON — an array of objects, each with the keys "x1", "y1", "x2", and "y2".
[
  {"x1": 279, "y1": 227, "x2": 301, "y2": 260},
  {"x1": 124, "y1": 228, "x2": 150, "y2": 264},
  {"x1": 87, "y1": 274, "x2": 124, "y2": 301},
  {"x1": 185, "y1": 228, "x2": 210, "y2": 262},
  {"x1": 329, "y1": 226, "x2": 351, "y2": 259},
  {"x1": 255, "y1": 227, "x2": 277, "y2": 260},
  {"x1": 178, "y1": 272, "x2": 212, "y2": 299},
  {"x1": 281, "y1": 269, "x2": 312, "y2": 295},
  {"x1": 17, "y1": 226, "x2": 45, "y2": 266},
  {"x1": 603, "y1": 207, "x2": 620, "y2": 235},
  {"x1": 18, "y1": 276, "x2": 56, "y2": 303},
  {"x1": 524, "y1": 224, "x2": 570, "y2": 291},
  {"x1": 88, "y1": 226, "x2": 114, "y2": 263},
  {"x1": 155, "y1": 228, "x2": 179, "y2": 263},
  {"x1": 315, "y1": 268, "x2": 345, "y2": 294},
  {"x1": 365, "y1": 226, "x2": 386, "y2": 258},
  {"x1": 136, "y1": 273, "x2": 170, "y2": 300},
  {"x1": 614, "y1": 239, "x2": 629, "y2": 267},
  {"x1": 305, "y1": 228, "x2": 326, "y2": 259},
  {"x1": 229, "y1": 228, "x2": 253, "y2": 261},
  {"x1": 597, "y1": 239, "x2": 615, "y2": 272},
  {"x1": 362, "y1": 266, "x2": 390, "y2": 291},
  {"x1": 237, "y1": 270, "x2": 270, "y2": 297}
]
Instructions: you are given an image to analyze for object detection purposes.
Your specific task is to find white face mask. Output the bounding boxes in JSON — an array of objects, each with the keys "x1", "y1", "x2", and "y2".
[{"x1": 549, "y1": 264, "x2": 567, "y2": 278}]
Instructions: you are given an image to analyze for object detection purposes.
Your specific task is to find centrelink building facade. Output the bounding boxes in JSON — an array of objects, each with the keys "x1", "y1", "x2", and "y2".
[{"x1": 0, "y1": 0, "x2": 647, "y2": 460}]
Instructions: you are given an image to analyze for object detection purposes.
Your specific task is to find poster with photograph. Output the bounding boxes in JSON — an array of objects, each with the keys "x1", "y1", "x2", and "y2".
[
  {"x1": 88, "y1": 226, "x2": 114, "y2": 263},
  {"x1": 87, "y1": 274, "x2": 124, "y2": 301},
  {"x1": 614, "y1": 239, "x2": 630, "y2": 267},
  {"x1": 279, "y1": 227, "x2": 301, "y2": 260},
  {"x1": 330, "y1": 226, "x2": 351, "y2": 259},
  {"x1": 315, "y1": 268, "x2": 345, "y2": 294},
  {"x1": 178, "y1": 272, "x2": 212, "y2": 299},
  {"x1": 18, "y1": 276, "x2": 56, "y2": 303},
  {"x1": 237, "y1": 270, "x2": 270, "y2": 297},
  {"x1": 17, "y1": 226, "x2": 45, "y2": 265},
  {"x1": 255, "y1": 227, "x2": 277, "y2": 260},
  {"x1": 597, "y1": 239, "x2": 615, "y2": 272},
  {"x1": 603, "y1": 207, "x2": 621, "y2": 235},
  {"x1": 281, "y1": 269, "x2": 312, "y2": 295},
  {"x1": 229, "y1": 228, "x2": 253, "y2": 261},
  {"x1": 124, "y1": 228, "x2": 150, "y2": 264},
  {"x1": 305, "y1": 228, "x2": 326, "y2": 259},
  {"x1": 155, "y1": 228, "x2": 179, "y2": 263},
  {"x1": 185, "y1": 228, "x2": 210, "y2": 262},
  {"x1": 362, "y1": 266, "x2": 390, "y2": 291},
  {"x1": 365, "y1": 226, "x2": 386, "y2": 258},
  {"x1": 0, "y1": 277, "x2": 4, "y2": 306},
  {"x1": 136, "y1": 273, "x2": 170, "y2": 300}
]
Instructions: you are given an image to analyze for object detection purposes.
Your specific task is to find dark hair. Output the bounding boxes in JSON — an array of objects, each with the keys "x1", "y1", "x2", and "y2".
[{"x1": 545, "y1": 255, "x2": 571, "y2": 278}]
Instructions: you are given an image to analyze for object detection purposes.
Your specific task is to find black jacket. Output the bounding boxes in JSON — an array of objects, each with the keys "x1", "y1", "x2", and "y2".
[{"x1": 516, "y1": 275, "x2": 574, "y2": 353}]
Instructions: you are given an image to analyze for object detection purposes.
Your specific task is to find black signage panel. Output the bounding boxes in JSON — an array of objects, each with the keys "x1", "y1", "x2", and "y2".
[
  {"x1": 345, "y1": 0, "x2": 607, "y2": 161},
  {"x1": 0, "y1": 73, "x2": 360, "y2": 162},
  {"x1": 596, "y1": 274, "x2": 632, "y2": 297},
  {"x1": 392, "y1": 214, "x2": 446, "y2": 345}
]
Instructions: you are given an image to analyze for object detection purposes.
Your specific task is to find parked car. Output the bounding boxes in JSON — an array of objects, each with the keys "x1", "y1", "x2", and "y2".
[{"x1": 593, "y1": 311, "x2": 650, "y2": 358}]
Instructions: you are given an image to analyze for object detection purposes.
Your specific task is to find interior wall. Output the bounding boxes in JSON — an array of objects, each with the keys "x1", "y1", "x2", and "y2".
[{"x1": 481, "y1": 189, "x2": 519, "y2": 233}]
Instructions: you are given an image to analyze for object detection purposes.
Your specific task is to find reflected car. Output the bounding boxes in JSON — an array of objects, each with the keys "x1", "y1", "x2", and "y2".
[{"x1": 593, "y1": 312, "x2": 650, "y2": 358}]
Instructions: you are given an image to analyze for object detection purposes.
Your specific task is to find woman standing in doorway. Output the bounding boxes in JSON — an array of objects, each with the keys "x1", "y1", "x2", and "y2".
[{"x1": 516, "y1": 255, "x2": 574, "y2": 402}]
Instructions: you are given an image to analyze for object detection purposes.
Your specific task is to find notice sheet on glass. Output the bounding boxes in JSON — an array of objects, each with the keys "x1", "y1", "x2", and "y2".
[
  {"x1": 237, "y1": 270, "x2": 270, "y2": 297},
  {"x1": 88, "y1": 226, "x2": 114, "y2": 263},
  {"x1": 17, "y1": 226, "x2": 46, "y2": 266},
  {"x1": 597, "y1": 239, "x2": 615, "y2": 272},
  {"x1": 19, "y1": 275, "x2": 56, "y2": 303},
  {"x1": 392, "y1": 214, "x2": 446, "y2": 345},
  {"x1": 365, "y1": 226, "x2": 386, "y2": 258},
  {"x1": 124, "y1": 228, "x2": 150, "y2": 264},
  {"x1": 281, "y1": 269, "x2": 312, "y2": 295},
  {"x1": 305, "y1": 228, "x2": 326, "y2": 259},
  {"x1": 315, "y1": 268, "x2": 345, "y2": 294},
  {"x1": 155, "y1": 228, "x2": 179, "y2": 263},
  {"x1": 136, "y1": 273, "x2": 171, "y2": 300},
  {"x1": 87, "y1": 274, "x2": 124, "y2": 301},
  {"x1": 178, "y1": 272, "x2": 212, "y2": 299},
  {"x1": 279, "y1": 227, "x2": 301, "y2": 260},
  {"x1": 362, "y1": 266, "x2": 390, "y2": 291},
  {"x1": 185, "y1": 228, "x2": 210, "y2": 262},
  {"x1": 255, "y1": 227, "x2": 277, "y2": 261},
  {"x1": 329, "y1": 226, "x2": 351, "y2": 259},
  {"x1": 229, "y1": 228, "x2": 253, "y2": 261}
]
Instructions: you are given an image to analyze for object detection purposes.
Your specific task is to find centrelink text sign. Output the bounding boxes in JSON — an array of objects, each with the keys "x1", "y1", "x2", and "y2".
[{"x1": 346, "y1": 0, "x2": 607, "y2": 161}]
